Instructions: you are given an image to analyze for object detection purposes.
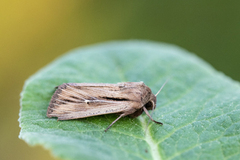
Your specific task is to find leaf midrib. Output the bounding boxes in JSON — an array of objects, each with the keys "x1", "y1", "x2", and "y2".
[{"x1": 139, "y1": 116, "x2": 161, "y2": 160}]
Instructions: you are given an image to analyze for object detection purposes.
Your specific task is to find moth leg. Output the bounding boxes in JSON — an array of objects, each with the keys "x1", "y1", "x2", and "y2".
[
  {"x1": 143, "y1": 107, "x2": 163, "y2": 125},
  {"x1": 104, "y1": 113, "x2": 125, "y2": 132}
]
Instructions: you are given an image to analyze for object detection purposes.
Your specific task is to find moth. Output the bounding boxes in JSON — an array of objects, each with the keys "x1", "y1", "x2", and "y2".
[{"x1": 47, "y1": 81, "x2": 167, "y2": 132}]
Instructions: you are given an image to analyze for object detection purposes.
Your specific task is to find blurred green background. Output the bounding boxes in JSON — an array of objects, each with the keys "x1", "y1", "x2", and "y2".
[{"x1": 1, "y1": 1, "x2": 240, "y2": 160}]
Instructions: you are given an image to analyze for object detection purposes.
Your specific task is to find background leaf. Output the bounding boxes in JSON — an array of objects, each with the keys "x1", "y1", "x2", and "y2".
[{"x1": 19, "y1": 41, "x2": 240, "y2": 160}]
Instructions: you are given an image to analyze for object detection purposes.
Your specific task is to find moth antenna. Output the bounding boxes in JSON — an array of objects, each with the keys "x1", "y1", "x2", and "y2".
[
  {"x1": 145, "y1": 79, "x2": 169, "y2": 134},
  {"x1": 155, "y1": 79, "x2": 169, "y2": 97}
]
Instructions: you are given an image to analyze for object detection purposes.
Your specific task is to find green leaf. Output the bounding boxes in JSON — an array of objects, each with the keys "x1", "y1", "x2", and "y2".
[{"x1": 19, "y1": 41, "x2": 240, "y2": 160}]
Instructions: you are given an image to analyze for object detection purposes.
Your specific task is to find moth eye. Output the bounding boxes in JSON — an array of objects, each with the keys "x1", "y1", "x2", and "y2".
[{"x1": 145, "y1": 101, "x2": 154, "y2": 110}]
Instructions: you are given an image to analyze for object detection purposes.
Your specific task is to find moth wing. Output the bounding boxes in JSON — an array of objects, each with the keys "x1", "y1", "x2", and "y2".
[
  {"x1": 48, "y1": 100, "x2": 140, "y2": 120},
  {"x1": 47, "y1": 83, "x2": 144, "y2": 120}
]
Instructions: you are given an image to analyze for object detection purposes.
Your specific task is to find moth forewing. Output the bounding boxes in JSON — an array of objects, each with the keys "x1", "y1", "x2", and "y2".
[{"x1": 47, "y1": 82, "x2": 162, "y2": 131}]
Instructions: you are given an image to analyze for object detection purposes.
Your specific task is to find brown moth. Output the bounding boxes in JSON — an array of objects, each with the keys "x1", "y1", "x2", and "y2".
[{"x1": 47, "y1": 82, "x2": 163, "y2": 131}]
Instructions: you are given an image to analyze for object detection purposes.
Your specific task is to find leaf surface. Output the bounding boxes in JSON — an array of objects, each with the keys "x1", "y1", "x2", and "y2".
[{"x1": 19, "y1": 41, "x2": 240, "y2": 160}]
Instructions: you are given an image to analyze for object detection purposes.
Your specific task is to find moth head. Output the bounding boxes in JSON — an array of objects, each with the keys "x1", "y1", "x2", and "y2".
[
  {"x1": 145, "y1": 79, "x2": 169, "y2": 111},
  {"x1": 145, "y1": 93, "x2": 156, "y2": 110}
]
